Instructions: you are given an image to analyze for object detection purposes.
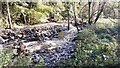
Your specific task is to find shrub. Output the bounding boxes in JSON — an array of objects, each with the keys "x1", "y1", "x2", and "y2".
[
  {"x1": 60, "y1": 27, "x2": 118, "y2": 66},
  {"x1": 0, "y1": 49, "x2": 12, "y2": 67}
]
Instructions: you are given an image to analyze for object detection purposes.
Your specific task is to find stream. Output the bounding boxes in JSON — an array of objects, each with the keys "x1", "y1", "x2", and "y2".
[{"x1": 0, "y1": 23, "x2": 79, "y2": 66}]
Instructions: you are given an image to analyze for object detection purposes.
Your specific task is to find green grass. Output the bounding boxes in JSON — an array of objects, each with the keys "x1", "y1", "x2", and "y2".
[{"x1": 59, "y1": 20, "x2": 120, "y2": 66}]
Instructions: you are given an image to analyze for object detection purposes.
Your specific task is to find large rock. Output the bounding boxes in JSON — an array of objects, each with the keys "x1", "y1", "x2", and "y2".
[
  {"x1": 0, "y1": 44, "x2": 3, "y2": 49},
  {"x1": 0, "y1": 36, "x2": 5, "y2": 44}
]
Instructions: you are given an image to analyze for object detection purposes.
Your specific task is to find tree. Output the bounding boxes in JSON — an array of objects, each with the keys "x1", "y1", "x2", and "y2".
[
  {"x1": 78, "y1": 0, "x2": 106, "y2": 25},
  {"x1": 6, "y1": 1, "x2": 12, "y2": 28},
  {"x1": 0, "y1": 2, "x2": 2, "y2": 27},
  {"x1": 73, "y1": 2, "x2": 79, "y2": 31},
  {"x1": 66, "y1": 2, "x2": 70, "y2": 30},
  {"x1": 2, "y1": 1, "x2": 12, "y2": 29},
  {"x1": 94, "y1": 1, "x2": 106, "y2": 24},
  {"x1": 88, "y1": 0, "x2": 92, "y2": 24}
]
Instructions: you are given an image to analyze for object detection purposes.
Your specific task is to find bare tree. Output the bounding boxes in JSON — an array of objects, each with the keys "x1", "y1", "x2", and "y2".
[
  {"x1": 6, "y1": 1, "x2": 12, "y2": 29},
  {"x1": 21, "y1": 12, "x2": 27, "y2": 24},
  {"x1": 2, "y1": 1, "x2": 12, "y2": 29},
  {"x1": 73, "y1": 2, "x2": 79, "y2": 31},
  {"x1": 66, "y1": 2, "x2": 70, "y2": 30},
  {"x1": 94, "y1": 1, "x2": 106, "y2": 24},
  {"x1": 87, "y1": 0, "x2": 106, "y2": 24},
  {"x1": 88, "y1": 0, "x2": 92, "y2": 24}
]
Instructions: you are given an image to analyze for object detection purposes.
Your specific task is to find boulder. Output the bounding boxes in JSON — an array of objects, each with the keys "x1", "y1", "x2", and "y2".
[{"x1": 0, "y1": 36, "x2": 5, "y2": 44}]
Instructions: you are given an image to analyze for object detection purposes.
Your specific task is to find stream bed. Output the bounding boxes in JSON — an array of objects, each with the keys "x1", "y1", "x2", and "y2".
[{"x1": 0, "y1": 23, "x2": 78, "y2": 66}]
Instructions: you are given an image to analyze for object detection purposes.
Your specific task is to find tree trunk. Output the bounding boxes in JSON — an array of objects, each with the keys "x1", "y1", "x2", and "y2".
[
  {"x1": 5, "y1": 16, "x2": 9, "y2": 28},
  {"x1": 0, "y1": 2, "x2": 2, "y2": 27},
  {"x1": 88, "y1": 1, "x2": 92, "y2": 24},
  {"x1": 94, "y1": 2, "x2": 106, "y2": 24},
  {"x1": 7, "y1": 1, "x2": 12, "y2": 29},
  {"x1": 73, "y1": 2, "x2": 79, "y2": 31},
  {"x1": 90, "y1": 2, "x2": 95, "y2": 23},
  {"x1": 21, "y1": 12, "x2": 27, "y2": 24},
  {"x1": 67, "y1": 9, "x2": 70, "y2": 30},
  {"x1": 66, "y1": 2, "x2": 70, "y2": 30}
]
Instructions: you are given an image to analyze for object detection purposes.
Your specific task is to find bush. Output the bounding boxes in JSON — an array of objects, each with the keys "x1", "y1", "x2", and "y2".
[
  {"x1": 60, "y1": 27, "x2": 119, "y2": 66},
  {"x1": 0, "y1": 49, "x2": 12, "y2": 67},
  {"x1": 0, "y1": 48, "x2": 45, "y2": 67}
]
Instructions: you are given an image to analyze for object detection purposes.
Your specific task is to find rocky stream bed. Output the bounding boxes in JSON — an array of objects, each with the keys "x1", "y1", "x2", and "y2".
[{"x1": 0, "y1": 23, "x2": 80, "y2": 66}]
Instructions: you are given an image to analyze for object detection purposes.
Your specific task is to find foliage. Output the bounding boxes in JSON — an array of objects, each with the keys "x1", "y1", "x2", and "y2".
[
  {"x1": 9, "y1": 3, "x2": 52, "y2": 25},
  {"x1": 59, "y1": 23, "x2": 119, "y2": 66},
  {"x1": 1, "y1": 1, "x2": 119, "y2": 28},
  {"x1": 0, "y1": 1, "x2": 119, "y2": 67},
  {"x1": 12, "y1": 55, "x2": 45, "y2": 66},
  {"x1": 0, "y1": 49, "x2": 12, "y2": 67},
  {"x1": 0, "y1": 48, "x2": 45, "y2": 67}
]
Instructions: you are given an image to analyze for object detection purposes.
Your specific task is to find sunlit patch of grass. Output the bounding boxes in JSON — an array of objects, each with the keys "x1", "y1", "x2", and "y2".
[{"x1": 88, "y1": 18, "x2": 117, "y2": 30}]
